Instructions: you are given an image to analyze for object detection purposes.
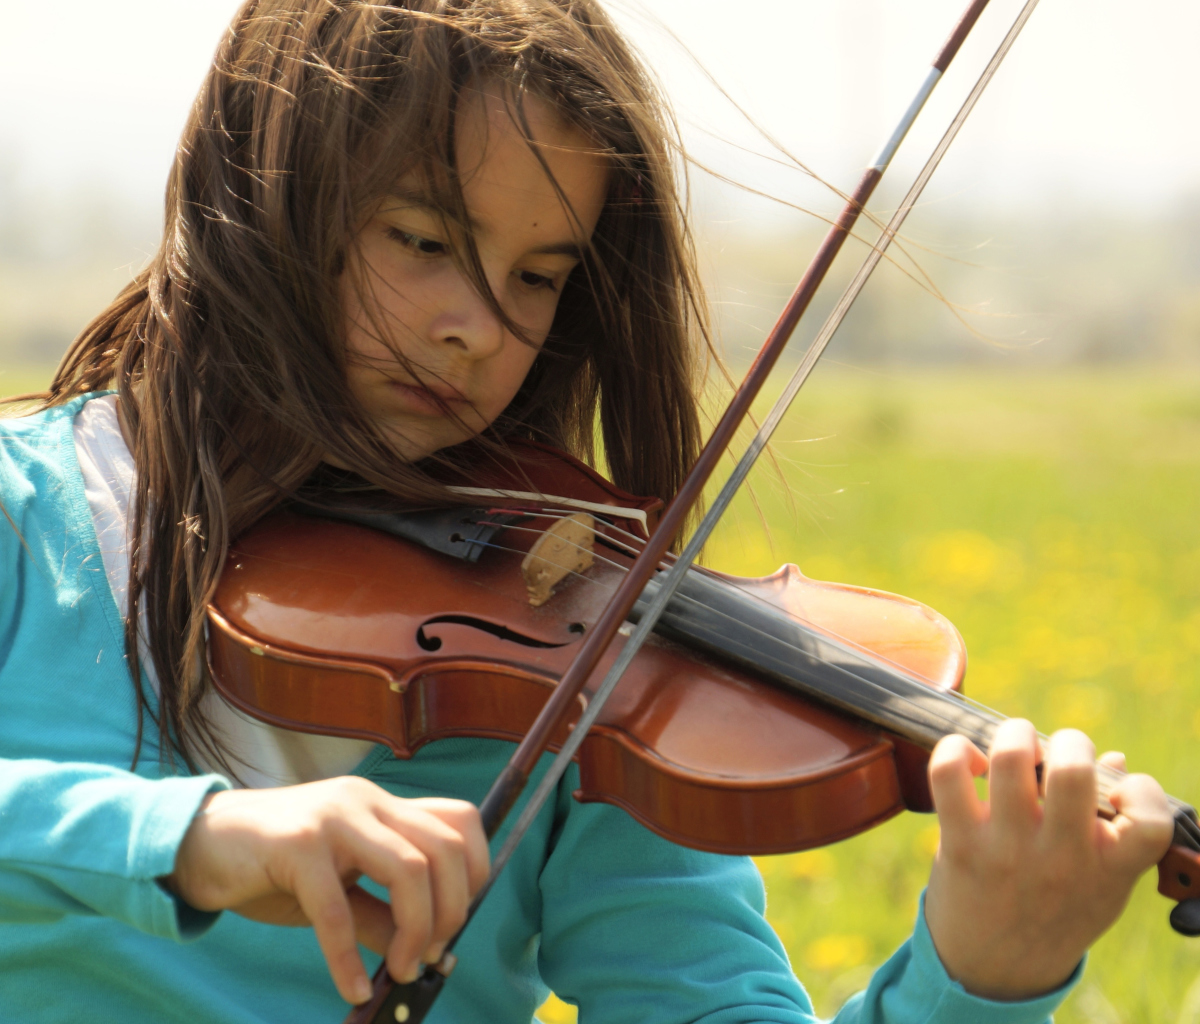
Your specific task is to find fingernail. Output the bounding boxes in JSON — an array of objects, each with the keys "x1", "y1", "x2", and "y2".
[
  {"x1": 353, "y1": 978, "x2": 373, "y2": 1004},
  {"x1": 401, "y1": 962, "x2": 420, "y2": 984}
]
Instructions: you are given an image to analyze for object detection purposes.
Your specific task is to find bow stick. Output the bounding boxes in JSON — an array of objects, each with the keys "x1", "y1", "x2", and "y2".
[{"x1": 347, "y1": 0, "x2": 1030, "y2": 1019}]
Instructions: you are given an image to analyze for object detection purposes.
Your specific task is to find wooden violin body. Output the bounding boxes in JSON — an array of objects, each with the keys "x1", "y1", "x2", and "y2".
[{"x1": 208, "y1": 442, "x2": 966, "y2": 855}]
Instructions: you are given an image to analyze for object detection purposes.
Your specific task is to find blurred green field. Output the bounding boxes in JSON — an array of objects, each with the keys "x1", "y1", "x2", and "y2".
[
  {"x1": 6, "y1": 361, "x2": 1196, "y2": 1022},
  {"x1": 696, "y1": 367, "x2": 1200, "y2": 1024}
]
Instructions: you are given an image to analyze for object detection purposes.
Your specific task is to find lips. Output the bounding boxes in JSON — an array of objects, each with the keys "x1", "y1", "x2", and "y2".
[{"x1": 388, "y1": 378, "x2": 468, "y2": 416}]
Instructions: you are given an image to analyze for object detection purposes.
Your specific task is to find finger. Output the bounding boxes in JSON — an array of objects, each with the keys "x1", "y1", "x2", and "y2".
[
  {"x1": 292, "y1": 860, "x2": 373, "y2": 1005},
  {"x1": 383, "y1": 841, "x2": 434, "y2": 983},
  {"x1": 986, "y1": 719, "x2": 1042, "y2": 838},
  {"x1": 326, "y1": 817, "x2": 436, "y2": 985},
  {"x1": 1105, "y1": 773, "x2": 1174, "y2": 873},
  {"x1": 347, "y1": 884, "x2": 396, "y2": 958},
  {"x1": 1099, "y1": 750, "x2": 1127, "y2": 773},
  {"x1": 1041, "y1": 729, "x2": 1098, "y2": 852},
  {"x1": 929, "y1": 733, "x2": 988, "y2": 853},
  {"x1": 414, "y1": 798, "x2": 491, "y2": 894},
  {"x1": 375, "y1": 804, "x2": 472, "y2": 961}
]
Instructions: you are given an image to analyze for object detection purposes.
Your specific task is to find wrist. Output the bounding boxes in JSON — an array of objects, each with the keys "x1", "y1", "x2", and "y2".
[
  {"x1": 917, "y1": 889, "x2": 1084, "y2": 1009},
  {"x1": 167, "y1": 790, "x2": 224, "y2": 910}
]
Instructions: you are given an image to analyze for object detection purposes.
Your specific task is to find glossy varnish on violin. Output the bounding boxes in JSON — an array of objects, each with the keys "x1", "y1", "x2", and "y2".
[{"x1": 208, "y1": 501, "x2": 966, "y2": 855}]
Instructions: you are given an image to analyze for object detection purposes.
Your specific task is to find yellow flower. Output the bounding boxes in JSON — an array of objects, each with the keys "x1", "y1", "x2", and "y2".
[
  {"x1": 535, "y1": 994, "x2": 578, "y2": 1024},
  {"x1": 785, "y1": 849, "x2": 837, "y2": 880},
  {"x1": 805, "y1": 934, "x2": 870, "y2": 972},
  {"x1": 913, "y1": 531, "x2": 1021, "y2": 593}
]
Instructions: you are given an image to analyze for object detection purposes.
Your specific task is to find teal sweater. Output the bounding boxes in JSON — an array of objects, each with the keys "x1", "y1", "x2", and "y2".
[{"x1": 0, "y1": 397, "x2": 1076, "y2": 1023}]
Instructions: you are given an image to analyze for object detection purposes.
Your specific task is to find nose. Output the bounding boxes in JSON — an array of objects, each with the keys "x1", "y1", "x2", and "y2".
[{"x1": 426, "y1": 267, "x2": 507, "y2": 361}]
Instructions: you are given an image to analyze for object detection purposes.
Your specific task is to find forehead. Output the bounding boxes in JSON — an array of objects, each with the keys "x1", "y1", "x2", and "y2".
[{"x1": 449, "y1": 83, "x2": 609, "y2": 233}]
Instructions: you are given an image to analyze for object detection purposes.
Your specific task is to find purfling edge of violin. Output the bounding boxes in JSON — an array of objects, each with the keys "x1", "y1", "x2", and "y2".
[{"x1": 521, "y1": 512, "x2": 595, "y2": 607}]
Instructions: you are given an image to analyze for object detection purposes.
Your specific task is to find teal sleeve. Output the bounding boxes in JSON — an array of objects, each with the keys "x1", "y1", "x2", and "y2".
[
  {"x1": 0, "y1": 757, "x2": 229, "y2": 941},
  {"x1": 537, "y1": 776, "x2": 1079, "y2": 1024},
  {"x1": 836, "y1": 892, "x2": 1082, "y2": 1024}
]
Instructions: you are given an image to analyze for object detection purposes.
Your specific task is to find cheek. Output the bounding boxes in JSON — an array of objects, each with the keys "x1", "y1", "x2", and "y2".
[
  {"x1": 340, "y1": 244, "x2": 425, "y2": 349},
  {"x1": 489, "y1": 345, "x2": 540, "y2": 411}
]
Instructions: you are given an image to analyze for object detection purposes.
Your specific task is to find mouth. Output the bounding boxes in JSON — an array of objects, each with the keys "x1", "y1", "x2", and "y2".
[{"x1": 387, "y1": 377, "x2": 469, "y2": 417}]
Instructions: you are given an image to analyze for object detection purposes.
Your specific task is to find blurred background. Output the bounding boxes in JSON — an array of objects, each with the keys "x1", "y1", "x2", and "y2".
[{"x1": 4, "y1": 1, "x2": 1199, "y2": 1021}]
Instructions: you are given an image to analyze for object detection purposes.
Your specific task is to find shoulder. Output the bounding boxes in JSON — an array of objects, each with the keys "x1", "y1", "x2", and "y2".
[
  {"x1": 0, "y1": 394, "x2": 112, "y2": 564},
  {"x1": 0, "y1": 396, "x2": 95, "y2": 486}
]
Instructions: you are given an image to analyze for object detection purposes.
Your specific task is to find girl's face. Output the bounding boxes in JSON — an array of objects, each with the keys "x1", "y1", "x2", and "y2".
[{"x1": 340, "y1": 83, "x2": 609, "y2": 461}]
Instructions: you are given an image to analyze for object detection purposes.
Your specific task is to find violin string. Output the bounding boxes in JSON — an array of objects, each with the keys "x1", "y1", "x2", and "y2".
[
  {"x1": 477, "y1": 522, "x2": 1000, "y2": 739},
  {"x1": 481, "y1": 507, "x2": 658, "y2": 562},
  {"x1": 468, "y1": 524, "x2": 1200, "y2": 833},
  {"x1": 471, "y1": 531, "x2": 1005, "y2": 745},
  {"x1": 491, "y1": 513, "x2": 1063, "y2": 750},
  {"x1": 472, "y1": 526, "x2": 667, "y2": 578},
  {"x1": 477, "y1": 525, "x2": 1095, "y2": 769},
  {"x1": 481, "y1": 516, "x2": 651, "y2": 561},
  {"x1": 477, "y1": 530, "x2": 1015, "y2": 749}
]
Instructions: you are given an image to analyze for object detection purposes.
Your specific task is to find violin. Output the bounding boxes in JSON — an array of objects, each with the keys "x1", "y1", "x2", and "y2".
[{"x1": 206, "y1": 438, "x2": 1200, "y2": 901}]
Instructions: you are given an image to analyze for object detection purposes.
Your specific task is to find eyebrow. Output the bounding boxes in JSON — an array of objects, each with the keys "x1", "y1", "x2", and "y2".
[
  {"x1": 382, "y1": 188, "x2": 588, "y2": 261},
  {"x1": 529, "y1": 241, "x2": 586, "y2": 259}
]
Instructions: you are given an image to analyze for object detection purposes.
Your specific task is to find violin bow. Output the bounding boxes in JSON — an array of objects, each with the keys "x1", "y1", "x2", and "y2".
[{"x1": 347, "y1": 1, "x2": 1041, "y2": 1020}]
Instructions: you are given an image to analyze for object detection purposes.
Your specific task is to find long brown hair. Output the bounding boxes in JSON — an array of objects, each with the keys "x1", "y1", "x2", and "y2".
[{"x1": 38, "y1": 0, "x2": 709, "y2": 769}]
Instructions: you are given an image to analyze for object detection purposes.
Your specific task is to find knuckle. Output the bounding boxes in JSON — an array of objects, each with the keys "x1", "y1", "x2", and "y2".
[
  {"x1": 424, "y1": 798, "x2": 481, "y2": 831},
  {"x1": 1125, "y1": 772, "x2": 1168, "y2": 803},
  {"x1": 399, "y1": 850, "x2": 430, "y2": 883},
  {"x1": 929, "y1": 749, "x2": 965, "y2": 782},
  {"x1": 435, "y1": 829, "x2": 467, "y2": 862},
  {"x1": 1049, "y1": 761, "x2": 1094, "y2": 790},
  {"x1": 331, "y1": 775, "x2": 375, "y2": 804},
  {"x1": 937, "y1": 834, "x2": 975, "y2": 867},
  {"x1": 1132, "y1": 807, "x2": 1176, "y2": 843},
  {"x1": 288, "y1": 821, "x2": 329, "y2": 855},
  {"x1": 305, "y1": 887, "x2": 353, "y2": 932},
  {"x1": 989, "y1": 745, "x2": 1030, "y2": 771}
]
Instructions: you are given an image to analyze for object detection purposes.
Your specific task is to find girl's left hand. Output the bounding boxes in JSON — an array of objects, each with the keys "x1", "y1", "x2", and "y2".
[{"x1": 924, "y1": 719, "x2": 1174, "y2": 1001}]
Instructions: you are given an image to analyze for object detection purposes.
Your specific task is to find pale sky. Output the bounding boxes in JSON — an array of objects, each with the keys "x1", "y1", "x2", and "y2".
[{"x1": 2, "y1": 0, "x2": 1198, "y2": 220}]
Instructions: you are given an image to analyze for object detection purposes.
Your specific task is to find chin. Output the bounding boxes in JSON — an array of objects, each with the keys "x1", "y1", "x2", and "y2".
[{"x1": 380, "y1": 424, "x2": 463, "y2": 462}]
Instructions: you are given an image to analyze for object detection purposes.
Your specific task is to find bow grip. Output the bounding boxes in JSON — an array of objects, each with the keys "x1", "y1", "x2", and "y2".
[{"x1": 343, "y1": 957, "x2": 454, "y2": 1024}]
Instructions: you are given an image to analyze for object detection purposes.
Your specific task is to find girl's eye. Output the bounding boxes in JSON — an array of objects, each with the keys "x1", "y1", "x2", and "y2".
[
  {"x1": 387, "y1": 227, "x2": 447, "y2": 257},
  {"x1": 518, "y1": 270, "x2": 556, "y2": 291}
]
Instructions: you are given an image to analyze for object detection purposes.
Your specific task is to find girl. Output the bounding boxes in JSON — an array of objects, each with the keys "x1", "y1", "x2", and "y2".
[{"x1": 0, "y1": 1, "x2": 1173, "y2": 1021}]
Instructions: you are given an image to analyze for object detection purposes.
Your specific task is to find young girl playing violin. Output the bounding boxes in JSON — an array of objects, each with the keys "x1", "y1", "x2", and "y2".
[{"x1": 0, "y1": 1, "x2": 1175, "y2": 1021}]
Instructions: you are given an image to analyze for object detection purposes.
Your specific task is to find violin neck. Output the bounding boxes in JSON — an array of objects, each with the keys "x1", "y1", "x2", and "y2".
[
  {"x1": 636, "y1": 569, "x2": 998, "y2": 752},
  {"x1": 635, "y1": 570, "x2": 1199, "y2": 835}
]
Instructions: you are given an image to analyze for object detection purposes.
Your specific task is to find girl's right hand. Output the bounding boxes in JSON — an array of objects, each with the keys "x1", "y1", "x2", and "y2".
[{"x1": 165, "y1": 778, "x2": 489, "y2": 1005}]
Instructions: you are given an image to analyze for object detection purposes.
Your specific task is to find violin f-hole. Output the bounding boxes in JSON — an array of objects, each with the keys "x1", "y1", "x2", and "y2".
[{"x1": 416, "y1": 615, "x2": 572, "y2": 652}]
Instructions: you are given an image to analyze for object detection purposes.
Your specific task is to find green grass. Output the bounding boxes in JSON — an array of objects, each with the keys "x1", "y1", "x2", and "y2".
[{"x1": 700, "y1": 367, "x2": 1200, "y2": 1023}]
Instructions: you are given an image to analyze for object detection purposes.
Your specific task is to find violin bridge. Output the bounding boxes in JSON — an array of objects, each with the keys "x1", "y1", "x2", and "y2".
[{"x1": 521, "y1": 512, "x2": 595, "y2": 607}]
